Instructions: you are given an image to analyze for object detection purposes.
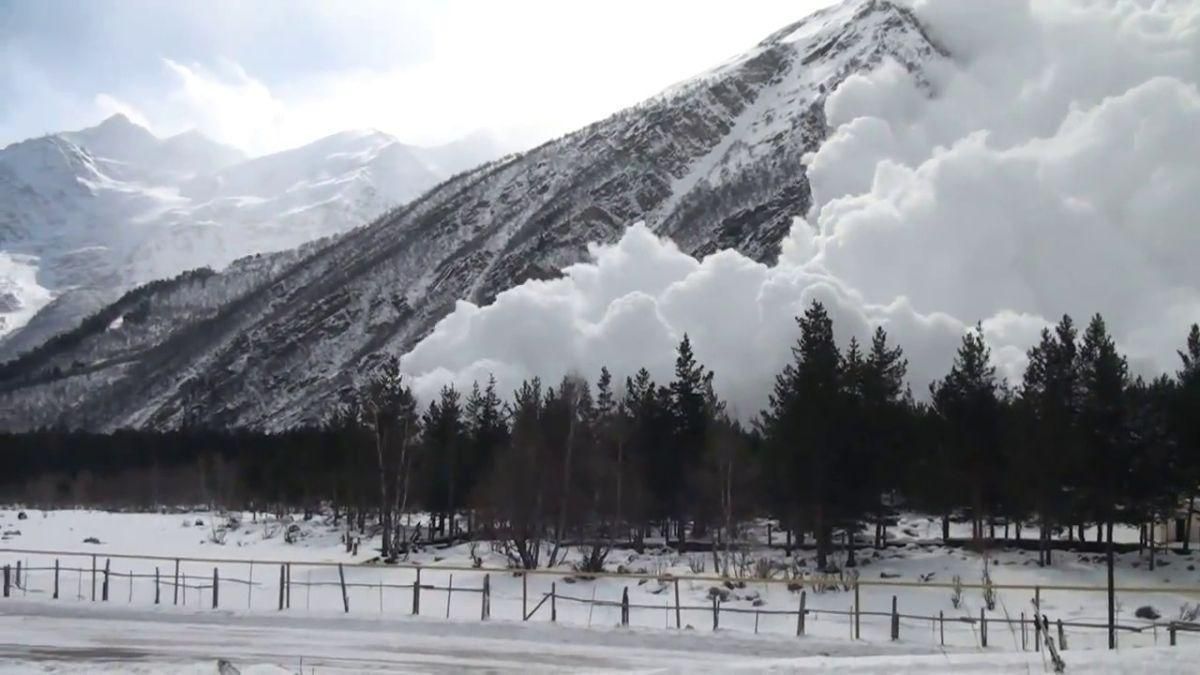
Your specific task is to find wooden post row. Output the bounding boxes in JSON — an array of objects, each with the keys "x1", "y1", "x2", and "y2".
[
  {"x1": 981, "y1": 607, "x2": 988, "y2": 648},
  {"x1": 1034, "y1": 586, "x2": 1042, "y2": 652},
  {"x1": 854, "y1": 581, "x2": 861, "y2": 639},
  {"x1": 339, "y1": 563, "x2": 349, "y2": 614},
  {"x1": 797, "y1": 590, "x2": 807, "y2": 636},
  {"x1": 674, "y1": 578, "x2": 681, "y2": 629},
  {"x1": 413, "y1": 568, "x2": 421, "y2": 616},
  {"x1": 481, "y1": 574, "x2": 490, "y2": 621},
  {"x1": 891, "y1": 595, "x2": 899, "y2": 641}
]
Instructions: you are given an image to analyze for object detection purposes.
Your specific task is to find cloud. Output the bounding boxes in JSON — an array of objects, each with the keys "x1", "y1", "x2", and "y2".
[
  {"x1": 2, "y1": 0, "x2": 835, "y2": 154},
  {"x1": 399, "y1": 0, "x2": 1200, "y2": 416}
]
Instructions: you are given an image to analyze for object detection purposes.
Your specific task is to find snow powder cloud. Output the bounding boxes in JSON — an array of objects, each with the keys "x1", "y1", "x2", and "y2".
[{"x1": 400, "y1": 0, "x2": 1200, "y2": 415}]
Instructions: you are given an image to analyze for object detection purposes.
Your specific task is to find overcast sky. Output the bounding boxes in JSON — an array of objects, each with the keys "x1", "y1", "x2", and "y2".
[{"x1": 0, "y1": 0, "x2": 834, "y2": 155}]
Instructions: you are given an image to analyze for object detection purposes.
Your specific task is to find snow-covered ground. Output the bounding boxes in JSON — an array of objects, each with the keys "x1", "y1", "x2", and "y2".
[{"x1": 3, "y1": 508, "x2": 1200, "y2": 672}]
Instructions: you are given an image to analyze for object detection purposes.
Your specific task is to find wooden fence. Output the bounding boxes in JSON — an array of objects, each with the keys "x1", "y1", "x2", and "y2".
[{"x1": 3, "y1": 546, "x2": 1199, "y2": 652}]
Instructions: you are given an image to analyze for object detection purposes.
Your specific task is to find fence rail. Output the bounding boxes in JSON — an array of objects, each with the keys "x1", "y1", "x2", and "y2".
[{"x1": 3, "y1": 546, "x2": 1199, "y2": 653}]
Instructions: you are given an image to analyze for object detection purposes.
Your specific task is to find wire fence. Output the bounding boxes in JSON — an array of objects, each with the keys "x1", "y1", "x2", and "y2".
[{"x1": 3, "y1": 546, "x2": 1200, "y2": 652}]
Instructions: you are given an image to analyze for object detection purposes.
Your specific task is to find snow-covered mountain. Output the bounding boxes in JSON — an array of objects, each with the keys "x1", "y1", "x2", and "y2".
[
  {"x1": 0, "y1": 116, "x2": 501, "y2": 354},
  {"x1": 0, "y1": 0, "x2": 947, "y2": 430}
]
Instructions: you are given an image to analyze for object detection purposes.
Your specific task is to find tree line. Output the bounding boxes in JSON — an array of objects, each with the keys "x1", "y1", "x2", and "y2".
[{"x1": 2, "y1": 302, "x2": 1198, "y2": 574}]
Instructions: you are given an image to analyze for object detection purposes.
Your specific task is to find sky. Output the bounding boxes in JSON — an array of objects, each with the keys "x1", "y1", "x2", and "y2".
[{"x1": 0, "y1": 0, "x2": 833, "y2": 155}]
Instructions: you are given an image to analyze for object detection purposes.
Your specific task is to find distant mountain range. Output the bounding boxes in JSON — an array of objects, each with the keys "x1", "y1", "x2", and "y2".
[
  {"x1": 0, "y1": 0, "x2": 948, "y2": 430},
  {"x1": 0, "y1": 115, "x2": 506, "y2": 356}
]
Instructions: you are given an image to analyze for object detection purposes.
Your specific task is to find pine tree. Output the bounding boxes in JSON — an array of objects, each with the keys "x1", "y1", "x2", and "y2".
[
  {"x1": 465, "y1": 375, "x2": 507, "y2": 513},
  {"x1": 1018, "y1": 315, "x2": 1081, "y2": 565},
  {"x1": 861, "y1": 327, "x2": 909, "y2": 549},
  {"x1": 1078, "y1": 314, "x2": 1130, "y2": 649},
  {"x1": 421, "y1": 384, "x2": 466, "y2": 536},
  {"x1": 760, "y1": 300, "x2": 844, "y2": 570},
  {"x1": 1172, "y1": 325, "x2": 1200, "y2": 551},
  {"x1": 930, "y1": 324, "x2": 1001, "y2": 546}
]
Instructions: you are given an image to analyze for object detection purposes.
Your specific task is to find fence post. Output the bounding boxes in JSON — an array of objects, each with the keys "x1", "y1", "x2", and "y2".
[
  {"x1": 891, "y1": 595, "x2": 898, "y2": 641},
  {"x1": 102, "y1": 559, "x2": 110, "y2": 602},
  {"x1": 154, "y1": 567, "x2": 160, "y2": 604},
  {"x1": 981, "y1": 607, "x2": 987, "y2": 648},
  {"x1": 1020, "y1": 612, "x2": 1026, "y2": 650},
  {"x1": 338, "y1": 564, "x2": 349, "y2": 614},
  {"x1": 481, "y1": 574, "x2": 490, "y2": 621},
  {"x1": 213, "y1": 568, "x2": 219, "y2": 609},
  {"x1": 674, "y1": 578, "x2": 681, "y2": 629},
  {"x1": 939, "y1": 610, "x2": 944, "y2": 646},
  {"x1": 173, "y1": 559, "x2": 180, "y2": 606},
  {"x1": 1034, "y1": 586, "x2": 1042, "y2": 652},
  {"x1": 2, "y1": 565, "x2": 8, "y2": 598},
  {"x1": 712, "y1": 596, "x2": 719, "y2": 631},
  {"x1": 128, "y1": 568, "x2": 133, "y2": 603},
  {"x1": 277, "y1": 564, "x2": 285, "y2": 611},
  {"x1": 14, "y1": 561, "x2": 20, "y2": 589},
  {"x1": 522, "y1": 572, "x2": 527, "y2": 621},
  {"x1": 798, "y1": 590, "x2": 807, "y2": 636},
  {"x1": 91, "y1": 555, "x2": 97, "y2": 601},
  {"x1": 855, "y1": 580, "x2": 861, "y2": 639},
  {"x1": 247, "y1": 562, "x2": 254, "y2": 609},
  {"x1": 551, "y1": 582, "x2": 557, "y2": 622},
  {"x1": 285, "y1": 563, "x2": 291, "y2": 609},
  {"x1": 1057, "y1": 618, "x2": 1066, "y2": 650},
  {"x1": 53, "y1": 560, "x2": 60, "y2": 600},
  {"x1": 622, "y1": 587, "x2": 630, "y2": 626},
  {"x1": 412, "y1": 568, "x2": 421, "y2": 615},
  {"x1": 1170, "y1": 623, "x2": 1177, "y2": 647}
]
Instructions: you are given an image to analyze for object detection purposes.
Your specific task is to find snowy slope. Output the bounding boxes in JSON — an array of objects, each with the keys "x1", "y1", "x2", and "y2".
[
  {"x1": 0, "y1": 0, "x2": 947, "y2": 430},
  {"x1": 0, "y1": 117, "x2": 499, "y2": 352}
]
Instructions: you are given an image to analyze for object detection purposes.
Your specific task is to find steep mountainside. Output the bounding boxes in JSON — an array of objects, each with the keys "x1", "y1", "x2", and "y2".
[
  {"x1": 0, "y1": 0, "x2": 947, "y2": 431},
  {"x1": 0, "y1": 118, "x2": 502, "y2": 352}
]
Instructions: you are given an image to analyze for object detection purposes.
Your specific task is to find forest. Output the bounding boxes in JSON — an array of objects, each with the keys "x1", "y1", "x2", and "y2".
[{"x1": 2, "y1": 302, "x2": 1198, "y2": 573}]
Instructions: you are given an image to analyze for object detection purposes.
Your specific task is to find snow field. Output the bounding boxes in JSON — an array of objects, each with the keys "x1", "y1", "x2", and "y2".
[{"x1": 4, "y1": 508, "x2": 1200, "y2": 657}]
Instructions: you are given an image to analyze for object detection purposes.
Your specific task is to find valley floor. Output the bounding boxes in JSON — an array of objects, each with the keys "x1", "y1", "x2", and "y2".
[{"x1": 3, "y1": 508, "x2": 1200, "y2": 672}]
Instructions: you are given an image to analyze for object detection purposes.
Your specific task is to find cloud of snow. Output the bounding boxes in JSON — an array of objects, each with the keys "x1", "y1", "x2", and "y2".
[{"x1": 401, "y1": 0, "x2": 1200, "y2": 414}]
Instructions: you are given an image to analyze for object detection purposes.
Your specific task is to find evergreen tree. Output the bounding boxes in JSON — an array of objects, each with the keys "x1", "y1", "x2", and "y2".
[
  {"x1": 861, "y1": 327, "x2": 910, "y2": 549},
  {"x1": 1018, "y1": 315, "x2": 1081, "y2": 565},
  {"x1": 669, "y1": 334, "x2": 716, "y2": 539},
  {"x1": 930, "y1": 324, "x2": 1002, "y2": 545},
  {"x1": 465, "y1": 375, "x2": 507, "y2": 511},
  {"x1": 1078, "y1": 314, "x2": 1130, "y2": 649},
  {"x1": 759, "y1": 300, "x2": 844, "y2": 570},
  {"x1": 1174, "y1": 325, "x2": 1200, "y2": 551},
  {"x1": 421, "y1": 384, "x2": 466, "y2": 535}
]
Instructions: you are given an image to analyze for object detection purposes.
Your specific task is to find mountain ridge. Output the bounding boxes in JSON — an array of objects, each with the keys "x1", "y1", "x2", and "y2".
[
  {"x1": 0, "y1": 115, "x2": 506, "y2": 354},
  {"x1": 0, "y1": 0, "x2": 948, "y2": 431}
]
